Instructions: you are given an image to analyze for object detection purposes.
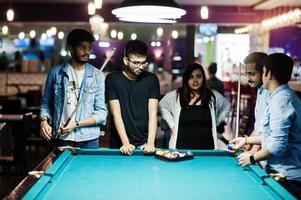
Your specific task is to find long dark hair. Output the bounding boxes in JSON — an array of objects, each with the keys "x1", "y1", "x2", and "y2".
[{"x1": 177, "y1": 63, "x2": 215, "y2": 107}]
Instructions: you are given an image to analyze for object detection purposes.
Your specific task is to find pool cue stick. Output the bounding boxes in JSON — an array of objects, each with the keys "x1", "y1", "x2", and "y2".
[
  {"x1": 53, "y1": 48, "x2": 116, "y2": 141},
  {"x1": 235, "y1": 63, "x2": 242, "y2": 138}
]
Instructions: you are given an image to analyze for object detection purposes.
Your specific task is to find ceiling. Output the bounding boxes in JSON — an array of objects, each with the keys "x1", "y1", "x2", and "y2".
[{"x1": 1, "y1": 0, "x2": 301, "y2": 9}]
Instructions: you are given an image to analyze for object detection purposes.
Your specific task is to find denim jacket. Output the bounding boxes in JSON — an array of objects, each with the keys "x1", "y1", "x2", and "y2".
[{"x1": 40, "y1": 63, "x2": 108, "y2": 141}]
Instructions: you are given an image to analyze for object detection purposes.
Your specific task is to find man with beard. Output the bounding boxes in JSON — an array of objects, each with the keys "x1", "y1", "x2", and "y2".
[
  {"x1": 40, "y1": 29, "x2": 107, "y2": 148},
  {"x1": 243, "y1": 52, "x2": 268, "y2": 153},
  {"x1": 105, "y1": 40, "x2": 160, "y2": 155}
]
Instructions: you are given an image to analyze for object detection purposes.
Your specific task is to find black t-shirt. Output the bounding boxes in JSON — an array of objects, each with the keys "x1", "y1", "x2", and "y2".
[
  {"x1": 177, "y1": 104, "x2": 214, "y2": 150},
  {"x1": 105, "y1": 70, "x2": 160, "y2": 147}
]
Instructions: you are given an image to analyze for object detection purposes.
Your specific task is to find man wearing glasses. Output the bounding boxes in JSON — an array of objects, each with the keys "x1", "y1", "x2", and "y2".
[
  {"x1": 40, "y1": 29, "x2": 107, "y2": 148},
  {"x1": 105, "y1": 40, "x2": 160, "y2": 155}
]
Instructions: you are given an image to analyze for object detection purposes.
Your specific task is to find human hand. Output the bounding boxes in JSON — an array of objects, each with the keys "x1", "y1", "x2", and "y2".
[
  {"x1": 59, "y1": 121, "x2": 77, "y2": 134},
  {"x1": 120, "y1": 144, "x2": 135, "y2": 155},
  {"x1": 229, "y1": 137, "x2": 246, "y2": 150},
  {"x1": 40, "y1": 121, "x2": 52, "y2": 141},
  {"x1": 237, "y1": 151, "x2": 253, "y2": 167},
  {"x1": 143, "y1": 143, "x2": 156, "y2": 154}
]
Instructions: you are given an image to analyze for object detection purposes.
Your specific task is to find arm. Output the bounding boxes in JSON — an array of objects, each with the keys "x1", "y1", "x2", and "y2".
[
  {"x1": 159, "y1": 91, "x2": 177, "y2": 130},
  {"x1": 144, "y1": 99, "x2": 158, "y2": 153},
  {"x1": 109, "y1": 100, "x2": 134, "y2": 155},
  {"x1": 229, "y1": 135, "x2": 262, "y2": 149},
  {"x1": 40, "y1": 69, "x2": 55, "y2": 141},
  {"x1": 213, "y1": 90, "x2": 230, "y2": 125},
  {"x1": 90, "y1": 72, "x2": 108, "y2": 125},
  {"x1": 237, "y1": 148, "x2": 272, "y2": 167}
]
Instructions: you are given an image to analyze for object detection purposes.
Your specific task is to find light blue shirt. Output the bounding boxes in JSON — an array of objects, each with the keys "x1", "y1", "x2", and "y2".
[
  {"x1": 253, "y1": 85, "x2": 270, "y2": 135},
  {"x1": 40, "y1": 63, "x2": 108, "y2": 142},
  {"x1": 262, "y1": 84, "x2": 301, "y2": 181}
]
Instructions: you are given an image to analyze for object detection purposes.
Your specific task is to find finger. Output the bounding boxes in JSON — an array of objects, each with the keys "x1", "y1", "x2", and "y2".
[
  {"x1": 128, "y1": 148, "x2": 133, "y2": 155},
  {"x1": 120, "y1": 147, "x2": 125, "y2": 154}
]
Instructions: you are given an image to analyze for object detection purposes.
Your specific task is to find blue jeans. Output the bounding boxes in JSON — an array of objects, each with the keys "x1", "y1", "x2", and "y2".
[{"x1": 58, "y1": 138, "x2": 99, "y2": 148}]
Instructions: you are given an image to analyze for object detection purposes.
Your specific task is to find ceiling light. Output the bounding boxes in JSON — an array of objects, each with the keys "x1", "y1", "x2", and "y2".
[
  {"x1": 117, "y1": 31, "x2": 124, "y2": 40},
  {"x1": 41, "y1": 33, "x2": 47, "y2": 40},
  {"x1": 29, "y1": 30, "x2": 36, "y2": 38},
  {"x1": 94, "y1": 34, "x2": 100, "y2": 40},
  {"x1": 58, "y1": 31, "x2": 64, "y2": 40},
  {"x1": 98, "y1": 41, "x2": 110, "y2": 48},
  {"x1": 19, "y1": 32, "x2": 25, "y2": 40},
  {"x1": 89, "y1": 15, "x2": 108, "y2": 37},
  {"x1": 50, "y1": 27, "x2": 57, "y2": 35},
  {"x1": 200, "y1": 6, "x2": 209, "y2": 20},
  {"x1": 171, "y1": 30, "x2": 178, "y2": 39},
  {"x1": 2, "y1": 26, "x2": 8, "y2": 35},
  {"x1": 156, "y1": 27, "x2": 163, "y2": 37},
  {"x1": 110, "y1": 29, "x2": 117, "y2": 38},
  {"x1": 94, "y1": 0, "x2": 102, "y2": 9},
  {"x1": 131, "y1": 33, "x2": 137, "y2": 40},
  {"x1": 112, "y1": 0, "x2": 186, "y2": 23},
  {"x1": 6, "y1": 9, "x2": 14, "y2": 21},
  {"x1": 88, "y1": 2, "x2": 96, "y2": 15},
  {"x1": 261, "y1": 8, "x2": 301, "y2": 30}
]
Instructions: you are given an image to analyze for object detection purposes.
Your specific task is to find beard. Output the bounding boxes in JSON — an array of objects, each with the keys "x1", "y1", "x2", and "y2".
[{"x1": 72, "y1": 53, "x2": 89, "y2": 65}]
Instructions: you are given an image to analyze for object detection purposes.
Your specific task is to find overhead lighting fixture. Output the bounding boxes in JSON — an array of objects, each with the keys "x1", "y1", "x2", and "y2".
[
  {"x1": 112, "y1": 0, "x2": 186, "y2": 23},
  {"x1": 94, "y1": 0, "x2": 102, "y2": 9},
  {"x1": 2, "y1": 26, "x2": 9, "y2": 35},
  {"x1": 200, "y1": 6, "x2": 209, "y2": 20},
  {"x1": 58, "y1": 31, "x2": 64, "y2": 40},
  {"x1": 29, "y1": 30, "x2": 36, "y2": 38},
  {"x1": 6, "y1": 9, "x2": 14, "y2": 21},
  {"x1": 131, "y1": 33, "x2": 137, "y2": 40},
  {"x1": 261, "y1": 8, "x2": 301, "y2": 30},
  {"x1": 171, "y1": 30, "x2": 178, "y2": 39},
  {"x1": 156, "y1": 27, "x2": 163, "y2": 37},
  {"x1": 89, "y1": 15, "x2": 109, "y2": 37},
  {"x1": 88, "y1": 2, "x2": 96, "y2": 15}
]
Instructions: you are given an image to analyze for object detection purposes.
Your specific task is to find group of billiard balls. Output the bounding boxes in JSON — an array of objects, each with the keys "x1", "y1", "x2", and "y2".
[{"x1": 156, "y1": 150, "x2": 193, "y2": 160}]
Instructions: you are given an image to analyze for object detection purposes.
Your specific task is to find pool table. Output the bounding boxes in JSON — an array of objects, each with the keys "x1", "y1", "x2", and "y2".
[{"x1": 22, "y1": 149, "x2": 295, "y2": 200}]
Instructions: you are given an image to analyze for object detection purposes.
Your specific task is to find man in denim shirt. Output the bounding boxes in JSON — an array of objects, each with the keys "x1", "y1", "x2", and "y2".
[
  {"x1": 40, "y1": 29, "x2": 107, "y2": 148},
  {"x1": 231, "y1": 53, "x2": 301, "y2": 198},
  {"x1": 244, "y1": 52, "x2": 269, "y2": 154}
]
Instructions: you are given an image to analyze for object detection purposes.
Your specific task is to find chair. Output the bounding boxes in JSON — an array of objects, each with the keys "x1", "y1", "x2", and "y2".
[{"x1": 0, "y1": 112, "x2": 32, "y2": 175}]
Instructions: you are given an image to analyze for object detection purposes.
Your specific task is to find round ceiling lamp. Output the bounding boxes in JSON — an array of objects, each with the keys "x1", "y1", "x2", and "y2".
[{"x1": 112, "y1": 0, "x2": 186, "y2": 23}]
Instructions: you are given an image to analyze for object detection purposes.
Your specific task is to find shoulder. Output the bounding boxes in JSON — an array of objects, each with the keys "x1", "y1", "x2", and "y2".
[
  {"x1": 47, "y1": 64, "x2": 65, "y2": 78},
  {"x1": 86, "y1": 63, "x2": 101, "y2": 74},
  {"x1": 162, "y1": 90, "x2": 178, "y2": 100},
  {"x1": 106, "y1": 70, "x2": 122, "y2": 80}
]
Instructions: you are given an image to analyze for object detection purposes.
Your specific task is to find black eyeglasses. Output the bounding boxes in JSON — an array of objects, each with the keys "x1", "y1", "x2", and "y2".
[{"x1": 127, "y1": 57, "x2": 148, "y2": 67}]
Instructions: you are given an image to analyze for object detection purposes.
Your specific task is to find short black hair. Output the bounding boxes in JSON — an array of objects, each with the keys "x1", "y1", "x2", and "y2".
[
  {"x1": 67, "y1": 29, "x2": 95, "y2": 48},
  {"x1": 124, "y1": 40, "x2": 148, "y2": 58},
  {"x1": 208, "y1": 62, "x2": 217, "y2": 75},
  {"x1": 263, "y1": 53, "x2": 293, "y2": 84},
  {"x1": 244, "y1": 52, "x2": 267, "y2": 73}
]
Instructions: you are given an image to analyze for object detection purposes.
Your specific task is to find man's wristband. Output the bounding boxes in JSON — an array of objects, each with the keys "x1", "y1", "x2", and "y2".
[
  {"x1": 249, "y1": 154, "x2": 256, "y2": 164},
  {"x1": 75, "y1": 121, "x2": 80, "y2": 128}
]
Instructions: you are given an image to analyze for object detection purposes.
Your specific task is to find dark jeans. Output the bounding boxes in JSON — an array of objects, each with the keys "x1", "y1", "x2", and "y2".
[
  {"x1": 58, "y1": 138, "x2": 99, "y2": 148},
  {"x1": 278, "y1": 179, "x2": 301, "y2": 199}
]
